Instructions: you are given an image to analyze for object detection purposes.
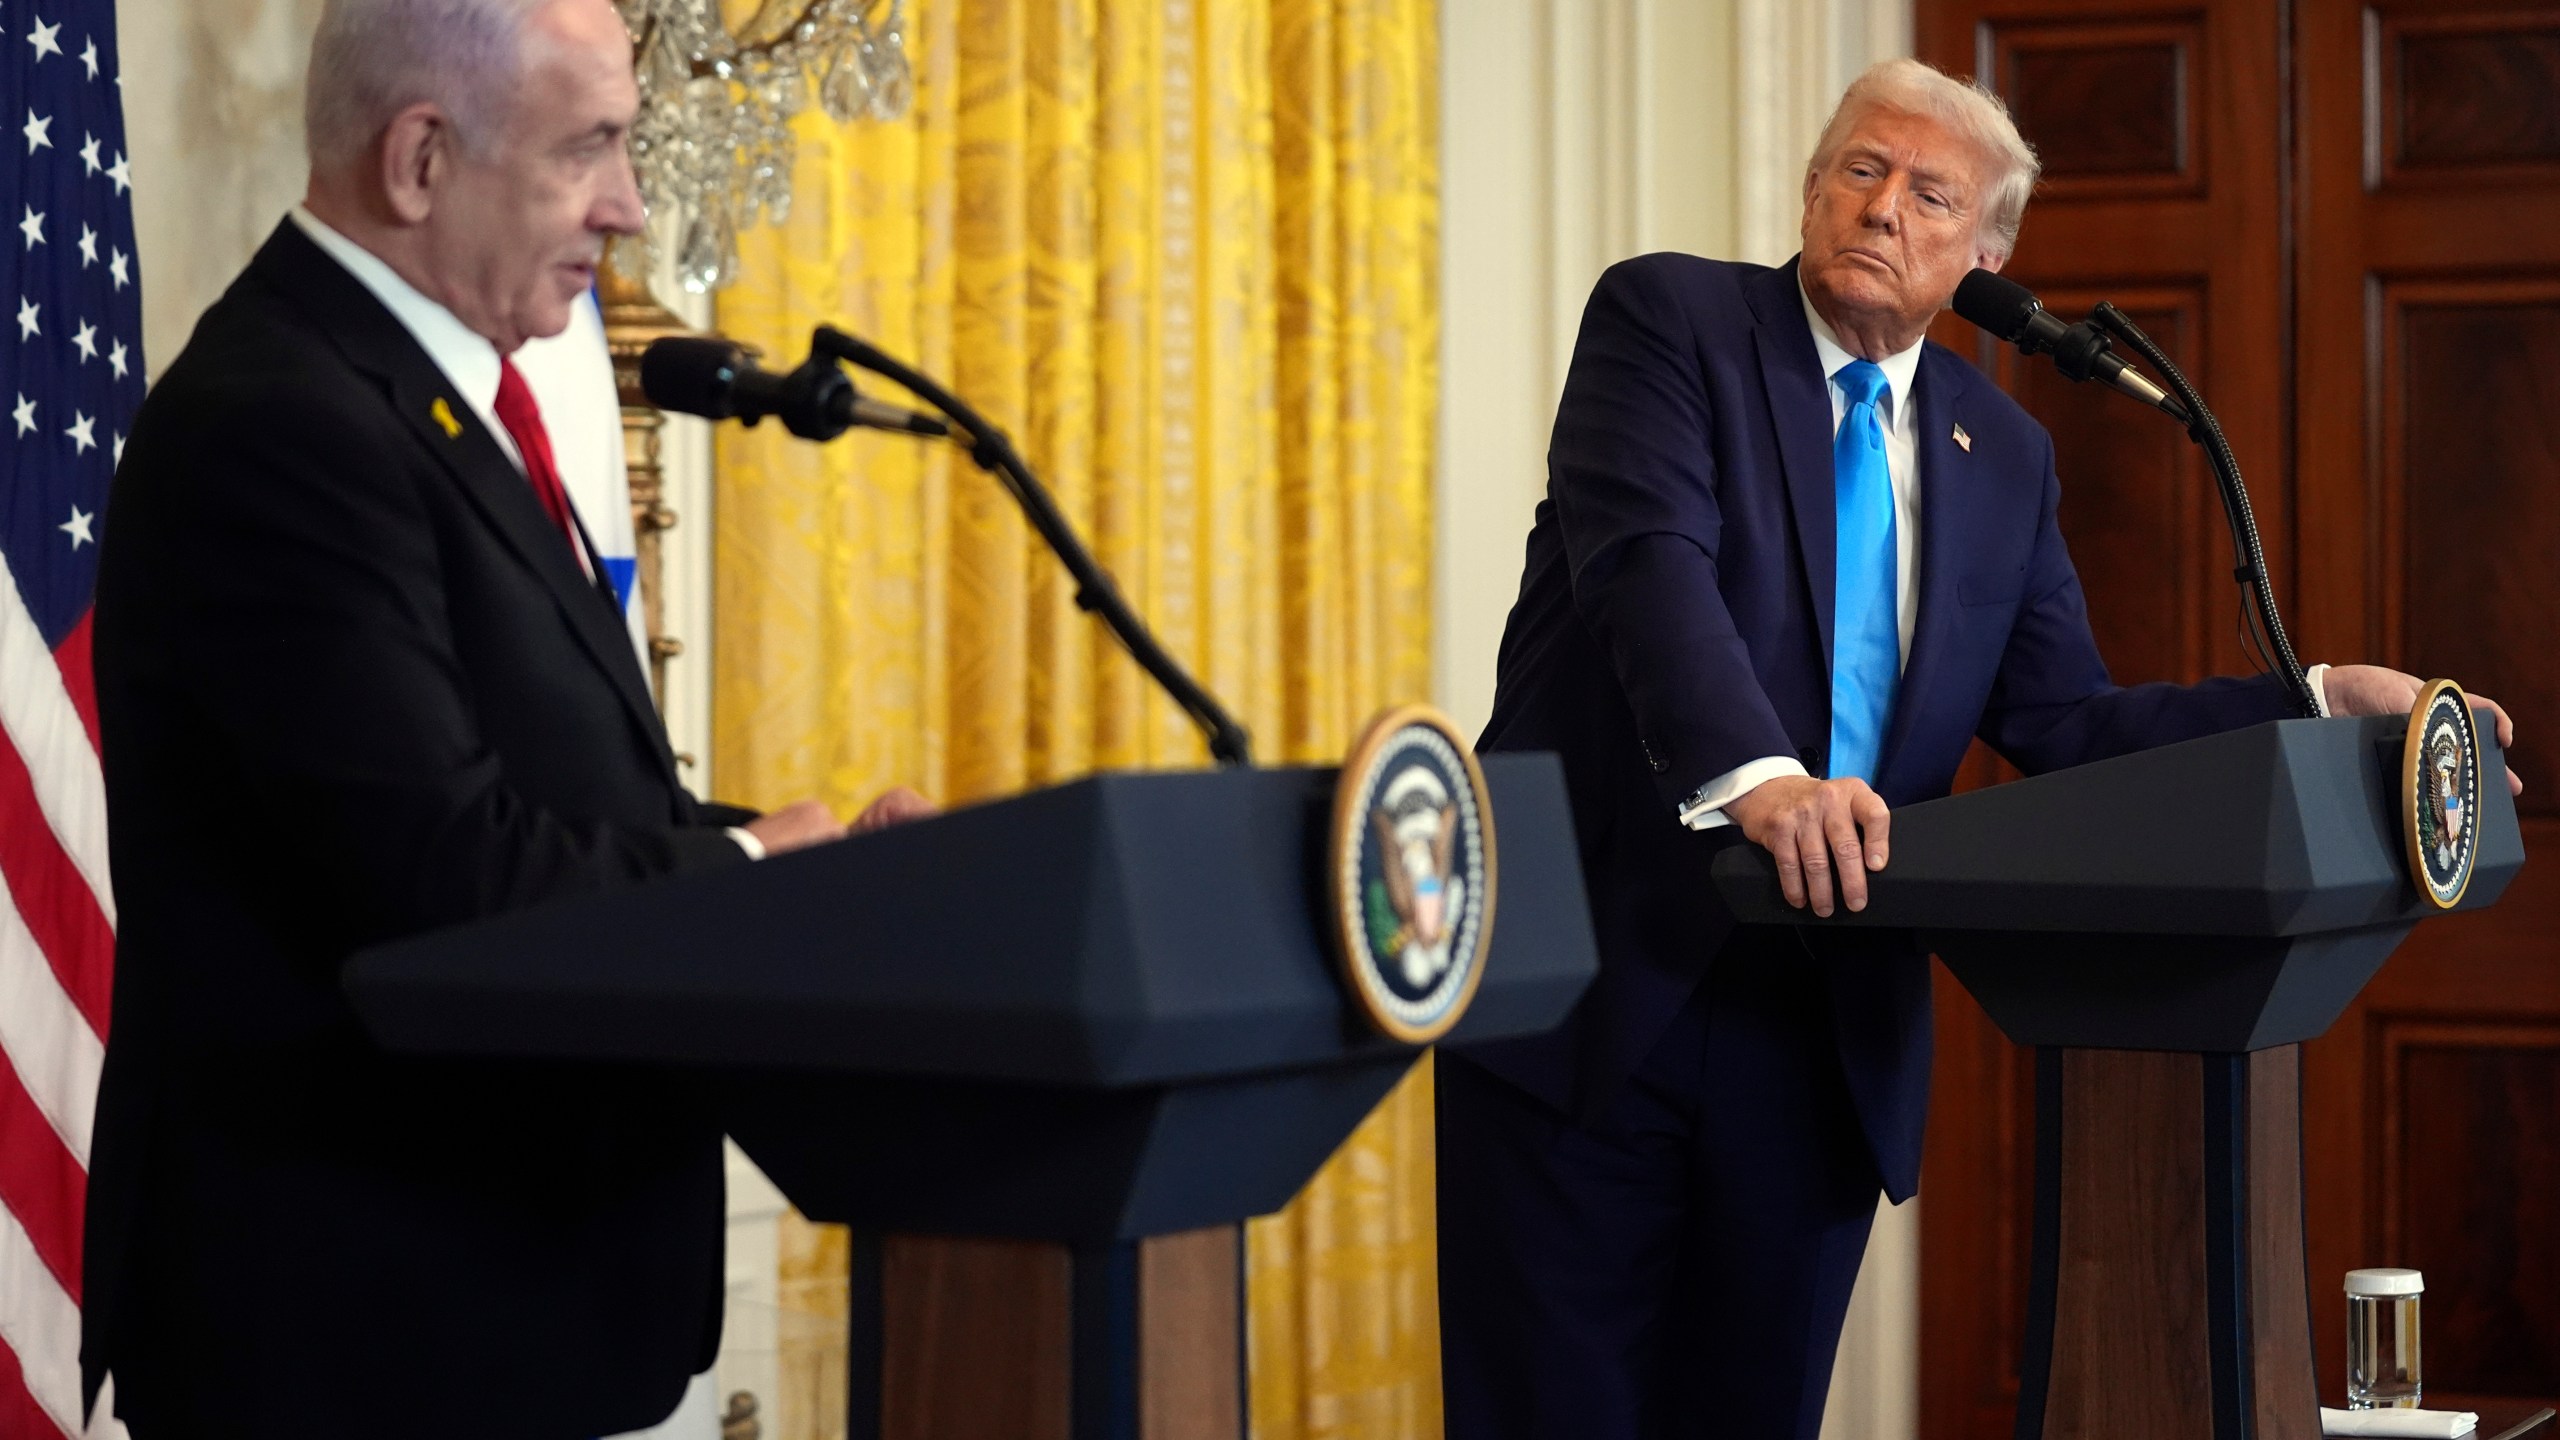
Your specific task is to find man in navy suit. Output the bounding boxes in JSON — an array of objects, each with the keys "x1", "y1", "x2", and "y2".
[{"x1": 1435, "y1": 59, "x2": 2512, "y2": 1440}]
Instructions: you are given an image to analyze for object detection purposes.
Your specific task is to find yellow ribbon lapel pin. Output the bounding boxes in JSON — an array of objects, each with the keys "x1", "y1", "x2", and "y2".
[{"x1": 430, "y1": 397, "x2": 464, "y2": 439}]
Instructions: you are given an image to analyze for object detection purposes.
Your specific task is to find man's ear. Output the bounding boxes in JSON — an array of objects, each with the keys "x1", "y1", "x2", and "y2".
[
  {"x1": 377, "y1": 102, "x2": 453, "y2": 226},
  {"x1": 1975, "y1": 243, "x2": 2007, "y2": 275}
]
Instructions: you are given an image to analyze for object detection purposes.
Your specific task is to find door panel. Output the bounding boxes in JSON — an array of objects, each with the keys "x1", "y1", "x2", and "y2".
[{"x1": 2298, "y1": 0, "x2": 2560, "y2": 1421}]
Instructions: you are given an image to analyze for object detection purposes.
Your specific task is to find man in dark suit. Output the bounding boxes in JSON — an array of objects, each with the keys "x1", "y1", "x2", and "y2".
[
  {"x1": 81, "y1": 1, "x2": 924, "y2": 1434},
  {"x1": 1435, "y1": 59, "x2": 2511, "y2": 1440}
]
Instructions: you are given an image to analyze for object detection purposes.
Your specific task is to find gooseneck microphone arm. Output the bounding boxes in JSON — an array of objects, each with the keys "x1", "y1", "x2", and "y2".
[
  {"x1": 1953, "y1": 271, "x2": 2319, "y2": 719},
  {"x1": 2083, "y1": 303, "x2": 2318, "y2": 718},
  {"x1": 811, "y1": 326, "x2": 1257, "y2": 768}
]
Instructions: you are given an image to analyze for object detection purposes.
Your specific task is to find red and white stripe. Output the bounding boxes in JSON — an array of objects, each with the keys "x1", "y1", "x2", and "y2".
[{"x1": 0, "y1": 548, "x2": 125, "y2": 1440}]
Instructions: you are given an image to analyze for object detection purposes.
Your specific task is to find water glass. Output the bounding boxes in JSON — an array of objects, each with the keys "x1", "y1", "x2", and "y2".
[{"x1": 2345, "y1": 1267, "x2": 2423, "y2": 1409}]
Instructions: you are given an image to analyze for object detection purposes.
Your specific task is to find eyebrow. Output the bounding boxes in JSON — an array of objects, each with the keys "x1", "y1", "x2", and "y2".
[{"x1": 1840, "y1": 143, "x2": 1966, "y2": 196}]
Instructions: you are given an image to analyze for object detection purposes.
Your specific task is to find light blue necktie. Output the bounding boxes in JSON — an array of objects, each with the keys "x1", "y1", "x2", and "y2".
[{"x1": 1829, "y1": 359, "x2": 1899, "y2": 783}]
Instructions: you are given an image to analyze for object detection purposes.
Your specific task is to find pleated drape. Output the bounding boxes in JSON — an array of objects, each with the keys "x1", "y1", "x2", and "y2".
[{"x1": 708, "y1": 2, "x2": 1440, "y2": 1435}]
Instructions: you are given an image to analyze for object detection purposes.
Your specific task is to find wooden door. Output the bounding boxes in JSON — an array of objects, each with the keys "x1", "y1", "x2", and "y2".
[
  {"x1": 2293, "y1": 0, "x2": 2560, "y2": 1419},
  {"x1": 1912, "y1": 1, "x2": 2560, "y2": 1434},
  {"x1": 1914, "y1": 2, "x2": 2292, "y2": 1435}
]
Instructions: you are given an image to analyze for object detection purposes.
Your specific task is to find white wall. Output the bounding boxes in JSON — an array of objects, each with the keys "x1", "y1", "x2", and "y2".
[{"x1": 1434, "y1": 5, "x2": 1918, "y2": 1438}]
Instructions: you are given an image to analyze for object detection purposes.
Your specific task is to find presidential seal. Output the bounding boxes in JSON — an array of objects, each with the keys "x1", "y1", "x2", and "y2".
[
  {"x1": 1329, "y1": 705, "x2": 1497, "y2": 1044},
  {"x1": 2403, "y1": 679, "x2": 2483, "y2": 911}
]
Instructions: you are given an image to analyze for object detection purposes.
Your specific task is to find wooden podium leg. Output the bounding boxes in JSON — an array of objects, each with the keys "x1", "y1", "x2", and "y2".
[
  {"x1": 2015, "y1": 1047, "x2": 2320, "y2": 1440},
  {"x1": 849, "y1": 1228, "x2": 1244, "y2": 1440}
]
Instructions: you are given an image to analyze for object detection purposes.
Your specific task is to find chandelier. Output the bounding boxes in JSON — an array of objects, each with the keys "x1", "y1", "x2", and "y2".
[{"x1": 614, "y1": 0, "x2": 913, "y2": 293}]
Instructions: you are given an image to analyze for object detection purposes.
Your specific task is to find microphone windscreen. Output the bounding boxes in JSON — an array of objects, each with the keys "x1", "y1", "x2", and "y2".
[
  {"x1": 1952, "y1": 269, "x2": 2040, "y2": 342},
  {"x1": 639, "y1": 337, "x2": 749, "y2": 419}
]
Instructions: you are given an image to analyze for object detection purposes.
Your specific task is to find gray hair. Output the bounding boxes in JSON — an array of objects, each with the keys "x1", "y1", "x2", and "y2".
[
  {"x1": 1807, "y1": 58, "x2": 2041, "y2": 262},
  {"x1": 304, "y1": 0, "x2": 554, "y2": 173}
]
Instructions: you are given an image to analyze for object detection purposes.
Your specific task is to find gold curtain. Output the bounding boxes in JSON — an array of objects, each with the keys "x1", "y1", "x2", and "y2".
[{"x1": 708, "y1": 1, "x2": 1441, "y2": 1436}]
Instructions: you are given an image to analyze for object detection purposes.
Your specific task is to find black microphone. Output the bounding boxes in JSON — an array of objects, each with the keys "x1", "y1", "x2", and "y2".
[
  {"x1": 639, "y1": 335, "x2": 948, "y2": 440},
  {"x1": 1952, "y1": 270, "x2": 2187, "y2": 421}
]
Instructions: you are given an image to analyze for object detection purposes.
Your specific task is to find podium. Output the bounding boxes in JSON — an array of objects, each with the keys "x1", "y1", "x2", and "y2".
[
  {"x1": 345, "y1": 754, "x2": 1598, "y2": 1440},
  {"x1": 1713, "y1": 715, "x2": 2524, "y2": 1440}
]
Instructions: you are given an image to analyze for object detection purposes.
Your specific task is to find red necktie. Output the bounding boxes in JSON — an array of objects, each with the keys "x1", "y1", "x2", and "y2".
[{"x1": 492, "y1": 358, "x2": 584, "y2": 567}]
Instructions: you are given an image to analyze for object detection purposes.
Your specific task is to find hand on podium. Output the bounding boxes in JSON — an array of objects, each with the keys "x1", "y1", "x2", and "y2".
[
  {"x1": 739, "y1": 789, "x2": 943, "y2": 855},
  {"x1": 852, "y1": 786, "x2": 939, "y2": 834},
  {"x1": 742, "y1": 800, "x2": 848, "y2": 855},
  {"x1": 1726, "y1": 775, "x2": 1891, "y2": 918},
  {"x1": 2323, "y1": 664, "x2": 2522, "y2": 796}
]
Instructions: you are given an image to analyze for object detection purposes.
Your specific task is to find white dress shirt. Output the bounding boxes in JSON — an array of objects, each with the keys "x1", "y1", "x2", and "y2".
[
  {"x1": 1678, "y1": 286, "x2": 1924, "y2": 830},
  {"x1": 290, "y1": 208, "x2": 767, "y2": 862},
  {"x1": 1679, "y1": 286, "x2": 2331, "y2": 830}
]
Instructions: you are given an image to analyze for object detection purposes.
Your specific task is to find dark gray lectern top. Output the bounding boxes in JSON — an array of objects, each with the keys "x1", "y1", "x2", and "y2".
[
  {"x1": 1711, "y1": 716, "x2": 2523, "y2": 1052},
  {"x1": 346, "y1": 754, "x2": 1598, "y2": 1240},
  {"x1": 351, "y1": 754, "x2": 1591, "y2": 1083}
]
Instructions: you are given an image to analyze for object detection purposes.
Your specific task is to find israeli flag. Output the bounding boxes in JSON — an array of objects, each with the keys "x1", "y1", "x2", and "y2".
[{"x1": 513, "y1": 290, "x2": 651, "y2": 676}]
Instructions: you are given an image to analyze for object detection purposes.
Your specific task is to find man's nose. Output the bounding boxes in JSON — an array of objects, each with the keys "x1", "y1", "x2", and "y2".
[
  {"x1": 595, "y1": 150, "x2": 647, "y2": 238},
  {"x1": 1861, "y1": 175, "x2": 1904, "y2": 230}
]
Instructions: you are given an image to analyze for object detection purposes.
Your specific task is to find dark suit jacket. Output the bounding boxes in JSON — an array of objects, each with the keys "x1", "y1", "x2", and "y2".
[
  {"x1": 1459, "y1": 255, "x2": 2293, "y2": 1200},
  {"x1": 83, "y1": 221, "x2": 754, "y2": 1438}
]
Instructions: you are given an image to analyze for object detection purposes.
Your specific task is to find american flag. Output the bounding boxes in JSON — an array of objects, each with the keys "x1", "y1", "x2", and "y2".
[{"x1": 0, "y1": 0, "x2": 140, "y2": 1434}]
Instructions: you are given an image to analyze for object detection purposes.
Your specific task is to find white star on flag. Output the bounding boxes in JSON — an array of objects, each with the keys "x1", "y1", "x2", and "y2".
[
  {"x1": 77, "y1": 131, "x2": 96, "y2": 173},
  {"x1": 17, "y1": 205, "x2": 39, "y2": 249},
  {"x1": 80, "y1": 36, "x2": 97, "y2": 79},
  {"x1": 108, "y1": 336, "x2": 126, "y2": 379},
  {"x1": 12, "y1": 393, "x2": 34, "y2": 436},
  {"x1": 106, "y1": 148, "x2": 127, "y2": 193},
  {"x1": 26, "y1": 18, "x2": 61, "y2": 62},
  {"x1": 64, "y1": 410, "x2": 94, "y2": 454},
  {"x1": 108, "y1": 245, "x2": 126, "y2": 288},
  {"x1": 76, "y1": 221, "x2": 94, "y2": 265},
  {"x1": 23, "y1": 108, "x2": 50, "y2": 153},
  {"x1": 16, "y1": 296, "x2": 38, "y2": 338},
  {"x1": 59, "y1": 504, "x2": 91, "y2": 548},
  {"x1": 113, "y1": 431, "x2": 123, "y2": 463},
  {"x1": 71, "y1": 319, "x2": 95, "y2": 361}
]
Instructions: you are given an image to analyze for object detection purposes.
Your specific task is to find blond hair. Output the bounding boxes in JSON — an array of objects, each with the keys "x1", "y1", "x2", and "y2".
[{"x1": 1808, "y1": 58, "x2": 2042, "y2": 261}]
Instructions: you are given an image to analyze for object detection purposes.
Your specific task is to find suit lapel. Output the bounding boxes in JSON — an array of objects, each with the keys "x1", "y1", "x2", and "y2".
[
  {"x1": 1875, "y1": 345, "x2": 1977, "y2": 795},
  {"x1": 1745, "y1": 260, "x2": 1838, "y2": 672},
  {"x1": 246, "y1": 223, "x2": 674, "y2": 776},
  {"x1": 383, "y1": 365, "x2": 669, "y2": 758}
]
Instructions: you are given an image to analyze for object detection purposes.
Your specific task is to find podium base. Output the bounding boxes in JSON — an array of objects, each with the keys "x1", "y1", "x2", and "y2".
[
  {"x1": 2016, "y1": 1045, "x2": 2319, "y2": 1440},
  {"x1": 846, "y1": 1227, "x2": 1245, "y2": 1440}
]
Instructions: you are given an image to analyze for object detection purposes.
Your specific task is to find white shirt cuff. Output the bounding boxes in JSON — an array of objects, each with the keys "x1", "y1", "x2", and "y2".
[
  {"x1": 2305, "y1": 662, "x2": 2332, "y2": 718},
  {"x1": 725, "y1": 825, "x2": 768, "y2": 861},
  {"x1": 1678, "y1": 756, "x2": 1812, "y2": 830}
]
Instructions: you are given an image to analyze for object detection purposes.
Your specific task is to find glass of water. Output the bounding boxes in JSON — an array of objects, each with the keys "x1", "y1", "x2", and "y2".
[{"x1": 2345, "y1": 1268, "x2": 2424, "y2": 1409}]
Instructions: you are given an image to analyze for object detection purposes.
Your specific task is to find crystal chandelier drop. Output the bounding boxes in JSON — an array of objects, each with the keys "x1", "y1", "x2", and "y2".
[{"x1": 614, "y1": 0, "x2": 913, "y2": 293}]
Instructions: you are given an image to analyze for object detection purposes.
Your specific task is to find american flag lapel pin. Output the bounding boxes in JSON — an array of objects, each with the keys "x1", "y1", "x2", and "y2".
[
  {"x1": 430, "y1": 397, "x2": 463, "y2": 439},
  {"x1": 1952, "y1": 422, "x2": 1972, "y2": 453}
]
